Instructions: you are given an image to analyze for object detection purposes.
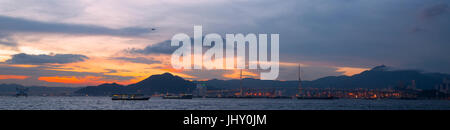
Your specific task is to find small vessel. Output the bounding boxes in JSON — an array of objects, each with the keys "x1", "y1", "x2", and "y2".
[
  {"x1": 297, "y1": 96, "x2": 338, "y2": 100},
  {"x1": 111, "y1": 94, "x2": 150, "y2": 100},
  {"x1": 15, "y1": 88, "x2": 28, "y2": 97},
  {"x1": 399, "y1": 97, "x2": 418, "y2": 100},
  {"x1": 269, "y1": 96, "x2": 292, "y2": 99},
  {"x1": 163, "y1": 94, "x2": 193, "y2": 99}
]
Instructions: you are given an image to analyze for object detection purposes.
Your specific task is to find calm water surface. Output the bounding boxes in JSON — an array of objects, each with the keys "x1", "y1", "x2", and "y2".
[{"x1": 0, "y1": 96, "x2": 449, "y2": 110}]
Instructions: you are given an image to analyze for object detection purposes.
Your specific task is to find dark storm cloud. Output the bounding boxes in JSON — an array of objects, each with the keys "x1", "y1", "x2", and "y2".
[
  {"x1": 111, "y1": 57, "x2": 161, "y2": 64},
  {"x1": 104, "y1": 69, "x2": 118, "y2": 73},
  {"x1": 127, "y1": 40, "x2": 177, "y2": 54},
  {"x1": 260, "y1": 0, "x2": 450, "y2": 74},
  {"x1": 420, "y1": 3, "x2": 448, "y2": 20},
  {"x1": 5, "y1": 53, "x2": 88, "y2": 65},
  {"x1": 0, "y1": 33, "x2": 17, "y2": 46},
  {"x1": 412, "y1": 3, "x2": 449, "y2": 33},
  {"x1": 410, "y1": 26, "x2": 426, "y2": 33},
  {"x1": 127, "y1": 37, "x2": 229, "y2": 55},
  {"x1": 0, "y1": 15, "x2": 153, "y2": 36}
]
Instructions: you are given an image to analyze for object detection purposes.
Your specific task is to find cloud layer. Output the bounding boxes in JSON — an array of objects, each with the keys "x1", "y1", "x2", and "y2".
[
  {"x1": 5, "y1": 53, "x2": 88, "y2": 64},
  {"x1": 420, "y1": 3, "x2": 448, "y2": 20},
  {"x1": 0, "y1": 0, "x2": 450, "y2": 86},
  {"x1": 127, "y1": 40, "x2": 177, "y2": 55},
  {"x1": 0, "y1": 15, "x2": 153, "y2": 37}
]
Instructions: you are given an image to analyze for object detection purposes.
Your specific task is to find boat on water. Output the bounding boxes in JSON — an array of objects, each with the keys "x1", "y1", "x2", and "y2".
[
  {"x1": 111, "y1": 94, "x2": 150, "y2": 100},
  {"x1": 163, "y1": 94, "x2": 193, "y2": 99},
  {"x1": 269, "y1": 96, "x2": 293, "y2": 99},
  {"x1": 15, "y1": 88, "x2": 28, "y2": 97},
  {"x1": 399, "y1": 97, "x2": 418, "y2": 100},
  {"x1": 297, "y1": 96, "x2": 339, "y2": 100},
  {"x1": 15, "y1": 93, "x2": 28, "y2": 97}
]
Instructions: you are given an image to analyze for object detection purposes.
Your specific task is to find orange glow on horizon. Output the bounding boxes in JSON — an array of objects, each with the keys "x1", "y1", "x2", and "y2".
[
  {"x1": 0, "y1": 75, "x2": 30, "y2": 80},
  {"x1": 336, "y1": 67, "x2": 370, "y2": 76},
  {"x1": 38, "y1": 76, "x2": 104, "y2": 85},
  {"x1": 46, "y1": 57, "x2": 195, "y2": 78},
  {"x1": 30, "y1": 56, "x2": 197, "y2": 85},
  {"x1": 7, "y1": 64, "x2": 41, "y2": 68},
  {"x1": 223, "y1": 69, "x2": 259, "y2": 79},
  {"x1": 38, "y1": 76, "x2": 133, "y2": 85}
]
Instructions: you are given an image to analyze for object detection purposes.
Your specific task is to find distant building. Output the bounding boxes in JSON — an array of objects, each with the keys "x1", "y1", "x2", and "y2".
[
  {"x1": 406, "y1": 80, "x2": 421, "y2": 91},
  {"x1": 436, "y1": 78, "x2": 450, "y2": 94},
  {"x1": 194, "y1": 84, "x2": 207, "y2": 97},
  {"x1": 407, "y1": 80, "x2": 416, "y2": 90}
]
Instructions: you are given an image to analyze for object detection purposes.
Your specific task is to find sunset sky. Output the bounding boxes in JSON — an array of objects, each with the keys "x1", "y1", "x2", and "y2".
[{"x1": 0, "y1": 0, "x2": 449, "y2": 87}]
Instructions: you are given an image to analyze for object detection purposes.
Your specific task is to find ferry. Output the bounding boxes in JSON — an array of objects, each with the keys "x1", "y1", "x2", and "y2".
[{"x1": 111, "y1": 94, "x2": 150, "y2": 100}]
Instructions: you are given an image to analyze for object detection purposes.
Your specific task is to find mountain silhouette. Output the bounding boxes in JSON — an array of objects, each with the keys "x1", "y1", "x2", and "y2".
[
  {"x1": 0, "y1": 83, "x2": 78, "y2": 96},
  {"x1": 75, "y1": 65, "x2": 450, "y2": 96},
  {"x1": 75, "y1": 83, "x2": 126, "y2": 96},
  {"x1": 74, "y1": 73, "x2": 195, "y2": 96},
  {"x1": 307, "y1": 65, "x2": 446, "y2": 89},
  {"x1": 127, "y1": 72, "x2": 195, "y2": 93},
  {"x1": 195, "y1": 65, "x2": 450, "y2": 89}
]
